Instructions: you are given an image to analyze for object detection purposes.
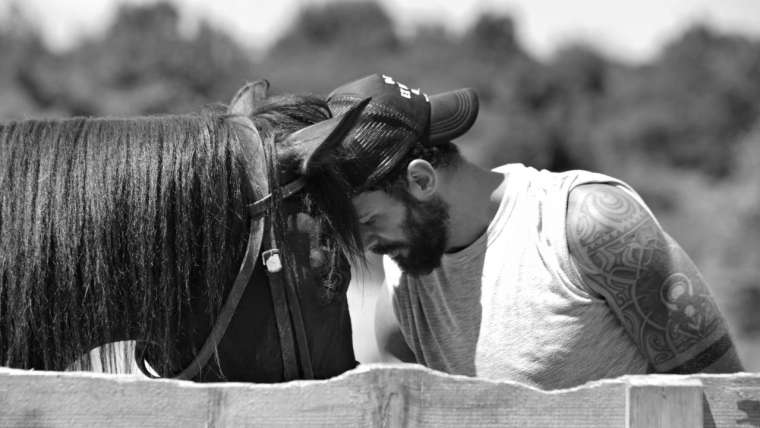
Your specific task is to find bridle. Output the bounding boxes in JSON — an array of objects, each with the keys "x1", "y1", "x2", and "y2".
[
  {"x1": 137, "y1": 119, "x2": 315, "y2": 381},
  {"x1": 255, "y1": 125, "x2": 315, "y2": 381}
]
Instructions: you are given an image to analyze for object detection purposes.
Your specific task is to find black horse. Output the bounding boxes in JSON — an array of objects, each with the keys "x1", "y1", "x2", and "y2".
[{"x1": 0, "y1": 81, "x2": 369, "y2": 382}]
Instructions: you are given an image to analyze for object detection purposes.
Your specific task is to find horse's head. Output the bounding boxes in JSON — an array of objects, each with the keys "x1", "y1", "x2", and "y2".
[
  {"x1": 228, "y1": 80, "x2": 368, "y2": 304},
  {"x1": 0, "y1": 82, "x2": 367, "y2": 383},
  {"x1": 159, "y1": 81, "x2": 369, "y2": 382}
]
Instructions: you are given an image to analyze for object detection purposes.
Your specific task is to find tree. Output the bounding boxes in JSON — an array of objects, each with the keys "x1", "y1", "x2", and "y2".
[
  {"x1": 16, "y1": 2, "x2": 254, "y2": 116},
  {"x1": 464, "y1": 14, "x2": 519, "y2": 58},
  {"x1": 274, "y1": 1, "x2": 399, "y2": 53}
]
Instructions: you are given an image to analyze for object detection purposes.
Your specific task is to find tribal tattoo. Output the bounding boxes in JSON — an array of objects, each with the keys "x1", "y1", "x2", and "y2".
[{"x1": 566, "y1": 184, "x2": 732, "y2": 373}]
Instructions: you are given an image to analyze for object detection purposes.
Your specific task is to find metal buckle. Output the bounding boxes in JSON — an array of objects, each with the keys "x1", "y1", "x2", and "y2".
[{"x1": 262, "y1": 249, "x2": 282, "y2": 273}]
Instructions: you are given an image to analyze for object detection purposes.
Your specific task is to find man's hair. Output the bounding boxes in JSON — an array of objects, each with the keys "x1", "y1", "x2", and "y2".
[{"x1": 364, "y1": 140, "x2": 461, "y2": 199}]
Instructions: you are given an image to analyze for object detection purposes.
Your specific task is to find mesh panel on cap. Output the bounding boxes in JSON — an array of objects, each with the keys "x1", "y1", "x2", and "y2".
[
  {"x1": 329, "y1": 98, "x2": 423, "y2": 189},
  {"x1": 339, "y1": 108, "x2": 418, "y2": 188}
]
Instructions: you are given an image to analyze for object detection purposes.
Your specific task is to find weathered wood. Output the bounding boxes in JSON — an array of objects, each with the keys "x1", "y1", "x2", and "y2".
[
  {"x1": 625, "y1": 376, "x2": 703, "y2": 428},
  {"x1": 0, "y1": 364, "x2": 758, "y2": 427},
  {"x1": 0, "y1": 364, "x2": 626, "y2": 427},
  {"x1": 684, "y1": 373, "x2": 760, "y2": 428}
]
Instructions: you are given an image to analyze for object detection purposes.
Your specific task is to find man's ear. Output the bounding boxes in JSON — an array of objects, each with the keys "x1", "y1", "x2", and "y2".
[
  {"x1": 229, "y1": 80, "x2": 269, "y2": 116},
  {"x1": 406, "y1": 159, "x2": 437, "y2": 200}
]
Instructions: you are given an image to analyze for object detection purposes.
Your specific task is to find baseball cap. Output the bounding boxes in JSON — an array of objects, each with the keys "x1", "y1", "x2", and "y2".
[{"x1": 326, "y1": 73, "x2": 479, "y2": 190}]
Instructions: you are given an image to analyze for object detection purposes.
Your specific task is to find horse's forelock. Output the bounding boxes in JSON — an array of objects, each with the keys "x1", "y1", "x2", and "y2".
[{"x1": 248, "y1": 94, "x2": 364, "y2": 265}]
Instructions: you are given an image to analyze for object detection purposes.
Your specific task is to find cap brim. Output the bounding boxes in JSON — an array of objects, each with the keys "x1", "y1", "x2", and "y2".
[{"x1": 428, "y1": 88, "x2": 479, "y2": 143}]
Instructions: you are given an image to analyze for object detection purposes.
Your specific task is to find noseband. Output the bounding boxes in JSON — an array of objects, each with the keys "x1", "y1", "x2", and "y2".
[{"x1": 137, "y1": 119, "x2": 315, "y2": 381}]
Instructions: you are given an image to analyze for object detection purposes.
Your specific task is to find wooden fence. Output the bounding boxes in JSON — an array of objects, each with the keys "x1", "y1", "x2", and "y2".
[{"x1": 1, "y1": 364, "x2": 758, "y2": 427}]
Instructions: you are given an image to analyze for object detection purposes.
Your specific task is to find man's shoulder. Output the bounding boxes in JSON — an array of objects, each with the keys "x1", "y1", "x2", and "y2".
[{"x1": 565, "y1": 183, "x2": 657, "y2": 257}]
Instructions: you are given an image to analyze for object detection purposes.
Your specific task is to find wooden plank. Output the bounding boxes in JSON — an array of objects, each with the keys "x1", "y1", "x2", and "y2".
[
  {"x1": 684, "y1": 373, "x2": 760, "y2": 428},
  {"x1": 0, "y1": 364, "x2": 630, "y2": 427},
  {"x1": 625, "y1": 375, "x2": 703, "y2": 428},
  {"x1": 3, "y1": 364, "x2": 758, "y2": 427}
]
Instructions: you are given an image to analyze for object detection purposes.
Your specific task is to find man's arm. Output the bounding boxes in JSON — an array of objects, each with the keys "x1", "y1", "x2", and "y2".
[
  {"x1": 374, "y1": 256, "x2": 416, "y2": 363},
  {"x1": 374, "y1": 280, "x2": 416, "y2": 363},
  {"x1": 566, "y1": 183, "x2": 743, "y2": 373}
]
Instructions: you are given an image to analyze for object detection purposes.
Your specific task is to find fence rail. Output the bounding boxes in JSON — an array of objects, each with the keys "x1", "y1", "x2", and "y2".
[{"x1": 1, "y1": 364, "x2": 758, "y2": 427}]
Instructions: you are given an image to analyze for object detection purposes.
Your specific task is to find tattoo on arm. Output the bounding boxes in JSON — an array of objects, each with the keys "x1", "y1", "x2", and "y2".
[{"x1": 566, "y1": 184, "x2": 738, "y2": 373}]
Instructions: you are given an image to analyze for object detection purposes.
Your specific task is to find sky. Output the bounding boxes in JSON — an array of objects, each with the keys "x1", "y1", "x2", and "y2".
[{"x1": 4, "y1": 0, "x2": 760, "y2": 63}]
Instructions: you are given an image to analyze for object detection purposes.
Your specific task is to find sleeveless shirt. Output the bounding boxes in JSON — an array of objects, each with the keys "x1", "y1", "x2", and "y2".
[{"x1": 385, "y1": 164, "x2": 650, "y2": 389}]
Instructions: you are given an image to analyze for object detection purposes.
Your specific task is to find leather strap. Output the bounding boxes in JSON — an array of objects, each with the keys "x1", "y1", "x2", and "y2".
[
  {"x1": 248, "y1": 178, "x2": 306, "y2": 217},
  {"x1": 262, "y1": 230, "x2": 300, "y2": 380},
  {"x1": 173, "y1": 218, "x2": 264, "y2": 380},
  {"x1": 263, "y1": 219, "x2": 314, "y2": 380},
  {"x1": 261, "y1": 132, "x2": 314, "y2": 381}
]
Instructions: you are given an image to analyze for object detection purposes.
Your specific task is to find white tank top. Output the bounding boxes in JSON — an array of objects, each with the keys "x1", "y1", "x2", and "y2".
[{"x1": 386, "y1": 164, "x2": 650, "y2": 389}]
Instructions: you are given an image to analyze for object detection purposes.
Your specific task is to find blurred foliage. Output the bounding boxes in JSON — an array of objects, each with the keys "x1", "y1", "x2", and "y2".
[
  {"x1": 2, "y1": 0, "x2": 760, "y2": 367},
  {"x1": 274, "y1": 1, "x2": 399, "y2": 53},
  {"x1": 593, "y1": 26, "x2": 760, "y2": 178},
  {"x1": 9, "y1": 1, "x2": 254, "y2": 116}
]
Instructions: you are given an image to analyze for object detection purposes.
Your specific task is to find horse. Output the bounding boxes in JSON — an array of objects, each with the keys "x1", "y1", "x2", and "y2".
[{"x1": 0, "y1": 80, "x2": 370, "y2": 382}]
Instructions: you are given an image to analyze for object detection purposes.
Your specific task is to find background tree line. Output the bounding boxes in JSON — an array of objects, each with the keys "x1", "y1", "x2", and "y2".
[{"x1": 2, "y1": 1, "x2": 759, "y2": 369}]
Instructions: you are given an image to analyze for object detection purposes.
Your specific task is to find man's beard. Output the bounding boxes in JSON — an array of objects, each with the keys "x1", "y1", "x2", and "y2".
[{"x1": 376, "y1": 195, "x2": 449, "y2": 276}]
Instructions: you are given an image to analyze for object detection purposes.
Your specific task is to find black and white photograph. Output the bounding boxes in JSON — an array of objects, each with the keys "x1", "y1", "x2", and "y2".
[{"x1": 1, "y1": 0, "x2": 759, "y2": 426}]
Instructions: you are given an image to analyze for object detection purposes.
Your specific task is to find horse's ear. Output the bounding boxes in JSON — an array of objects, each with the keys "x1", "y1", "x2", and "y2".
[
  {"x1": 284, "y1": 97, "x2": 371, "y2": 177},
  {"x1": 229, "y1": 80, "x2": 270, "y2": 116}
]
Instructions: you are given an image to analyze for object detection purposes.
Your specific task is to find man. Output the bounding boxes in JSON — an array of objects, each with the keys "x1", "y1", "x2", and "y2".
[{"x1": 326, "y1": 73, "x2": 743, "y2": 389}]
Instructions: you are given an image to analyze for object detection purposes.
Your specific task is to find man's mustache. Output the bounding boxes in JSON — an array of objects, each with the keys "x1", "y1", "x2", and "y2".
[{"x1": 370, "y1": 242, "x2": 407, "y2": 255}]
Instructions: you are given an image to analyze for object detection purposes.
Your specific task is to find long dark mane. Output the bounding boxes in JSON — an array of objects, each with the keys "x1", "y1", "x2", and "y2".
[{"x1": 0, "y1": 112, "x2": 255, "y2": 370}]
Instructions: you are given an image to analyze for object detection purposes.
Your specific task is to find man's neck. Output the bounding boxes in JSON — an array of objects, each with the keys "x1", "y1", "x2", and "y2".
[{"x1": 439, "y1": 160, "x2": 507, "y2": 253}]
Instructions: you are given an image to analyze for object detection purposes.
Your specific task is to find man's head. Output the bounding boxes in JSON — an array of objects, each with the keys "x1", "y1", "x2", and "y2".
[
  {"x1": 327, "y1": 73, "x2": 478, "y2": 192},
  {"x1": 327, "y1": 74, "x2": 479, "y2": 275},
  {"x1": 351, "y1": 149, "x2": 454, "y2": 275}
]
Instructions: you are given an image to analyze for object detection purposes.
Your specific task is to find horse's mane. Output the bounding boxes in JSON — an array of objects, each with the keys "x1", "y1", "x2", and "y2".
[
  {"x1": 0, "y1": 112, "x2": 255, "y2": 370},
  {"x1": 1, "y1": 96, "x2": 364, "y2": 374}
]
